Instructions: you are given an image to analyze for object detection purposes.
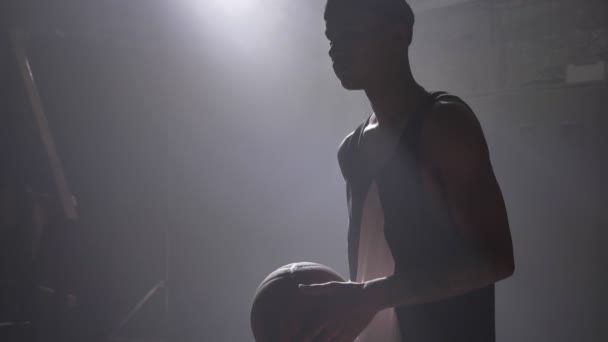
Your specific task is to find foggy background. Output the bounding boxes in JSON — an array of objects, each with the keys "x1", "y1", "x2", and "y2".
[{"x1": 0, "y1": 0, "x2": 606, "y2": 341}]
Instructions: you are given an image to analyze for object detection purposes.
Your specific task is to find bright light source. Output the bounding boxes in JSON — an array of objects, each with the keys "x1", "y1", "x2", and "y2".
[
  {"x1": 207, "y1": 0, "x2": 257, "y2": 16},
  {"x1": 182, "y1": 0, "x2": 286, "y2": 59}
]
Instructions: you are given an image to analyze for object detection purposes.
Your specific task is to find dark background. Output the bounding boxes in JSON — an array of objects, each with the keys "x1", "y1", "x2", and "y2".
[{"x1": 0, "y1": 0, "x2": 606, "y2": 341}]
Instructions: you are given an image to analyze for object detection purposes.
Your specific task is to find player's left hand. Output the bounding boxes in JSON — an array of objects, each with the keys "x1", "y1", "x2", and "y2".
[{"x1": 296, "y1": 281, "x2": 378, "y2": 342}]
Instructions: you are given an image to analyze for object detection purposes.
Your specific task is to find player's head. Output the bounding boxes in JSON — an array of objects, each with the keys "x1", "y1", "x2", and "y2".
[{"x1": 324, "y1": 0, "x2": 415, "y2": 90}]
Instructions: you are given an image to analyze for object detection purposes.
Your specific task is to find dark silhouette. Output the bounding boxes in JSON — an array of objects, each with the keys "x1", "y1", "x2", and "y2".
[{"x1": 296, "y1": 0, "x2": 514, "y2": 341}]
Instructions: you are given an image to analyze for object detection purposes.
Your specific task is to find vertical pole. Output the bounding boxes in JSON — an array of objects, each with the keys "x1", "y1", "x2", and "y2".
[
  {"x1": 598, "y1": 83, "x2": 608, "y2": 342},
  {"x1": 10, "y1": 30, "x2": 78, "y2": 220}
]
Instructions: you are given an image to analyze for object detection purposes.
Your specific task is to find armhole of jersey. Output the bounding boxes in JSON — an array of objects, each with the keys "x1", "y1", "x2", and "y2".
[
  {"x1": 338, "y1": 119, "x2": 368, "y2": 182},
  {"x1": 430, "y1": 91, "x2": 471, "y2": 111},
  {"x1": 337, "y1": 132, "x2": 354, "y2": 181}
]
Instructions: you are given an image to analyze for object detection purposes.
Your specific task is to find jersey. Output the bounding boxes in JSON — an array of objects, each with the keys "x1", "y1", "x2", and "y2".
[
  {"x1": 355, "y1": 180, "x2": 402, "y2": 342},
  {"x1": 338, "y1": 91, "x2": 495, "y2": 342}
]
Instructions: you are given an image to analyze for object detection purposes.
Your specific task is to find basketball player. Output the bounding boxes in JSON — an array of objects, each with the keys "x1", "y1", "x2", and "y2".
[{"x1": 296, "y1": 0, "x2": 514, "y2": 341}]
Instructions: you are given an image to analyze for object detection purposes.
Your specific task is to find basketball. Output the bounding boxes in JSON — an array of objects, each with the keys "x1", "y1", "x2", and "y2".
[{"x1": 250, "y1": 262, "x2": 345, "y2": 342}]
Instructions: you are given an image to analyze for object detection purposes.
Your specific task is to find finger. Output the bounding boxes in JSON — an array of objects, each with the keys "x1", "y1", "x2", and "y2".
[{"x1": 298, "y1": 283, "x2": 333, "y2": 295}]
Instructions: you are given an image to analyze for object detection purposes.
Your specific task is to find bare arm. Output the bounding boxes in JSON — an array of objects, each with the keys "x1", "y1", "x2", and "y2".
[{"x1": 363, "y1": 101, "x2": 514, "y2": 310}]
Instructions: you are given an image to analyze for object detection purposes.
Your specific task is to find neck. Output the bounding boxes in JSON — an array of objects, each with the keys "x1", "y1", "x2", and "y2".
[{"x1": 364, "y1": 67, "x2": 427, "y2": 127}]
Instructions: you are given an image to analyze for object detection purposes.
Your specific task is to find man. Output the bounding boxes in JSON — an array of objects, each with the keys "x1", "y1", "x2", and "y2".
[{"x1": 296, "y1": 0, "x2": 514, "y2": 341}]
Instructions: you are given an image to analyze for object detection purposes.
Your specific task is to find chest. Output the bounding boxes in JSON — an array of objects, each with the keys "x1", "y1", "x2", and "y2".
[
  {"x1": 358, "y1": 120, "x2": 447, "y2": 224},
  {"x1": 359, "y1": 119, "x2": 407, "y2": 173},
  {"x1": 351, "y1": 149, "x2": 460, "y2": 272}
]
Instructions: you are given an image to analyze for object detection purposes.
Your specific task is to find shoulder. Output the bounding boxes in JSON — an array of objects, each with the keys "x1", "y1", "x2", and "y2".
[
  {"x1": 421, "y1": 95, "x2": 489, "y2": 165},
  {"x1": 428, "y1": 95, "x2": 479, "y2": 129},
  {"x1": 423, "y1": 95, "x2": 484, "y2": 144}
]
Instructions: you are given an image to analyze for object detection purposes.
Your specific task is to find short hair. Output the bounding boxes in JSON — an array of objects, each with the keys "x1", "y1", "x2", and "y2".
[{"x1": 325, "y1": 0, "x2": 415, "y2": 45}]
